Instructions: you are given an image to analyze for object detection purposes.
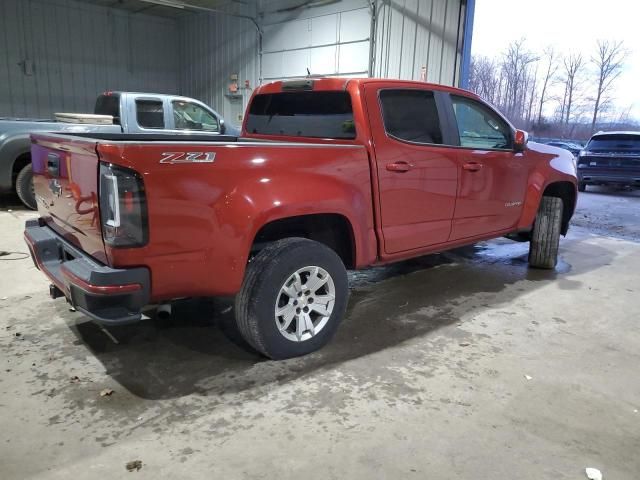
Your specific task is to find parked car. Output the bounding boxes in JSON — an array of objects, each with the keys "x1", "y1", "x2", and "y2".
[
  {"x1": 577, "y1": 131, "x2": 640, "y2": 192},
  {"x1": 546, "y1": 140, "x2": 583, "y2": 158},
  {"x1": 0, "y1": 91, "x2": 238, "y2": 209},
  {"x1": 24, "y1": 78, "x2": 577, "y2": 359}
]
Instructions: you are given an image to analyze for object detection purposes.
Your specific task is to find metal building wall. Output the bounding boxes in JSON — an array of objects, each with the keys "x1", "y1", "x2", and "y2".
[
  {"x1": 0, "y1": 0, "x2": 180, "y2": 119},
  {"x1": 177, "y1": 12, "x2": 260, "y2": 127},
  {"x1": 373, "y1": 0, "x2": 465, "y2": 86}
]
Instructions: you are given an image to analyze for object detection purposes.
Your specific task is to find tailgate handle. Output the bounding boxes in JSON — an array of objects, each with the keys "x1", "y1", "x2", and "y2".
[{"x1": 47, "y1": 153, "x2": 60, "y2": 176}]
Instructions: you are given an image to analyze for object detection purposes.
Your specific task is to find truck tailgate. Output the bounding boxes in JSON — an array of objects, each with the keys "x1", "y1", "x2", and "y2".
[{"x1": 31, "y1": 134, "x2": 107, "y2": 263}]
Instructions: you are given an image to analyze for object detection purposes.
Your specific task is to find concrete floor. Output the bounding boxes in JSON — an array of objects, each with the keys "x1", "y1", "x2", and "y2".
[{"x1": 1, "y1": 189, "x2": 639, "y2": 479}]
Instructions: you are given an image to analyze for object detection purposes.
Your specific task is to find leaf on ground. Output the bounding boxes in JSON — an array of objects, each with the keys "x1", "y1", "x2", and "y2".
[{"x1": 126, "y1": 460, "x2": 143, "y2": 472}]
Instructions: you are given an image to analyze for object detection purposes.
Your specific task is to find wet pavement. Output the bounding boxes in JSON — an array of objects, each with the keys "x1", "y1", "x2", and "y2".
[
  {"x1": 572, "y1": 185, "x2": 640, "y2": 241},
  {"x1": 1, "y1": 191, "x2": 639, "y2": 479}
]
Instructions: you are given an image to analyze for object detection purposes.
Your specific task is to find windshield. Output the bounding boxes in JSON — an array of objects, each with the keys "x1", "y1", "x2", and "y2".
[
  {"x1": 245, "y1": 91, "x2": 356, "y2": 139},
  {"x1": 587, "y1": 134, "x2": 640, "y2": 151}
]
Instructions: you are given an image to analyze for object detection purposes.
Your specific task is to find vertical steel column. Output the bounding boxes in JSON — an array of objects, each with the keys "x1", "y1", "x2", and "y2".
[{"x1": 459, "y1": 0, "x2": 475, "y2": 88}]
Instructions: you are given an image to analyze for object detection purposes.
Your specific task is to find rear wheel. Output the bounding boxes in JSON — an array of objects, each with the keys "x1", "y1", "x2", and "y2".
[
  {"x1": 528, "y1": 196, "x2": 563, "y2": 269},
  {"x1": 16, "y1": 163, "x2": 36, "y2": 210},
  {"x1": 578, "y1": 182, "x2": 586, "y2": 192},
  {"x1": 234, "y1": 238, "x2": 348, "y2": 359}
]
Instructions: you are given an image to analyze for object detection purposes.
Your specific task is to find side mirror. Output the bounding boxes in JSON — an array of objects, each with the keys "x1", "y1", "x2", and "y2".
[
  {"x1": 220, "y1": 120, "x2": 226, "y2": 134},
  {"x1": 514, "y1": 129, "x2": 529, "y2": 152}
]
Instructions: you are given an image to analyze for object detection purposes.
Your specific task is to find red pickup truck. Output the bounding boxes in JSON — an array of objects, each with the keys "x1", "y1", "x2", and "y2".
[{"x1": 25, "y1": 78, "x2": 577, "y2": 359}]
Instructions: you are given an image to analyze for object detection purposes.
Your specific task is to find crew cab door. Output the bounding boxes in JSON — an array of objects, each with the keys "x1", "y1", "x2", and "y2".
[
  {"x1": 365, "y1": 85, "x2": 458, "y2": 254},
  {"x1": 446, "y1": 94, "x2": 529, "y2": 240}
]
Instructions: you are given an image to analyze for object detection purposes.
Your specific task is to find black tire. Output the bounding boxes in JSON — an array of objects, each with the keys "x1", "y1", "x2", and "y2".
[
  {"x1": 578, "y1": 182, "x2": 586, "y2": 192},
  {"x1": 528, "y1": 196, "x2": 563, "y2": 269},
  {"x1": 16, "y1": 163, "x2": 36, "y2": 210},
  {"x1": 234, "y1": 237, "x2": 348, "y2": 359}
]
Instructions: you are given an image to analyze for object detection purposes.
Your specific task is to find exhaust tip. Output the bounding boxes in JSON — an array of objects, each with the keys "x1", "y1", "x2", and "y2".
[
  {"x1": 49, "y1": 284, "x2": 64, "y2": 299},
  {"x1": 156, "y1": 303, "x2": 172, "y2": 320}
]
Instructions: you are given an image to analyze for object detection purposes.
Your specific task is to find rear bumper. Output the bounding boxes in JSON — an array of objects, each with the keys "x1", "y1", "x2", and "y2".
[
  {"x1": 578, "y1": 171, "x2": 640, "y2": 186},
  {"x1": 24, "y1": 219, "x2": 150, "y2": 325}
]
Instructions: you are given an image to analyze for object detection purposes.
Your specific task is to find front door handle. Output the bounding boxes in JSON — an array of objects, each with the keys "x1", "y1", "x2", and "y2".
[
  {"x1": 386, "y1": 161, "x2": 412, "y2": 172},
  {"x1": 462, "y1": 162, "x2": 483, "y2": 172}
]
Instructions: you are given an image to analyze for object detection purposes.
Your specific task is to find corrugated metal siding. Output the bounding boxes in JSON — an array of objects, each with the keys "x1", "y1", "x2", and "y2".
[
  {"x1": 177, "y1": 12, "x2": 259, "y2": 127},
  {"x1": 373, "y1": 0, "x2": 464, "y2": 86},
  {"x1": 0, "y1": 0, "x2": 179, "y2": 119}
]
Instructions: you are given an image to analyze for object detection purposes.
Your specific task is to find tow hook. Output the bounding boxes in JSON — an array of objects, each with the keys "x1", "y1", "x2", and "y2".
[{"x1": 49, "y1": 284, "x2": 64, "y2": 299}]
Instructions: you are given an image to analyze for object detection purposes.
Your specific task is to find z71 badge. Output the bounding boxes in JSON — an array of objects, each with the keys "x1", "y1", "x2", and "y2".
[{"x1": 160, "y1": 152, "x2": 216, "y2": 164}]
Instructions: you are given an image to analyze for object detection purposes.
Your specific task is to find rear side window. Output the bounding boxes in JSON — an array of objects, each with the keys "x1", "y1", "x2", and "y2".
[
  {"x1": 136, "y1": 99, "x2": 164, "y2": 129},
  {"x1": 379, "y1": 90, "x2": 443, "y2": 144},
  {"x1": 94, "y1": 94, "x2": 121, "y2": 125},
  {"x1": 451, "y1": 95, "x2": 511, "y2": 150},
  {"x1": 246, "y1": 91, "x2": 356, "y2": 139},
  {"x1": 587, "y1": 135, "x2": 640, "y2": 151}
]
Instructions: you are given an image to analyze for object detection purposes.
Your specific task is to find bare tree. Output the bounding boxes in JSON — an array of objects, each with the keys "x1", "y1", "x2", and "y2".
[
  {"x1": 537, "y1": 47, "x2": 559, "y2": 124},
  {"x1": 468, "y1": 56, "x2": 500, "y2": 104},
  {"x1": 500, "y1": 39, "x2": 538, "y2": 119},
  {"x1": 466, "y1": 40, "x2": 630, "y2": 140},
  {"x1": 590, "y1": 40, "x2": 626, "y2": 132},
  {"x1": 562, "y1": 53, "x2": 583, "y2": 127},
  {"x1": 525, "y1": 63, "x2": 538, "y2": 125}
]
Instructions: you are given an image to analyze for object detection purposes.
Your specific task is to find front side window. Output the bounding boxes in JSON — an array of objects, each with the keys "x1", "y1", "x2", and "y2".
[
  {"x1": 245, "y1": 91, "x2": 356, "y2": 139},
  {"x1": 172, "y1": 100, "x2": 219, "y2": 132},
  {"x1": 379, "y1": 89, "x2": 443, "y2": 144},
  {"x1": 136, "y1": 99, "x2": 164, "y2": 129},
  {"x1": 451, "y1": 96, "x2": 511, "y2": 150}
]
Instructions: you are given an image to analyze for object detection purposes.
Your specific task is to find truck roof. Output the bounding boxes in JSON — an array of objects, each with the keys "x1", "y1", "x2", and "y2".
[{"x1": 255, "y1": 77, "x2": 480, "y2": 99}]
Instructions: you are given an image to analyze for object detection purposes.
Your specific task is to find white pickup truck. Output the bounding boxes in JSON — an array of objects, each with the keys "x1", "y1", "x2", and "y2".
[{"x1": 0, "y1": 91, "x2": 238, "y2": 208}]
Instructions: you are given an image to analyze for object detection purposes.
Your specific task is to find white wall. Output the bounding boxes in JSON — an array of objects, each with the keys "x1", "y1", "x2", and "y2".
[{"x1": 260, "y1": 0, "x2": 372, "y2": 81}]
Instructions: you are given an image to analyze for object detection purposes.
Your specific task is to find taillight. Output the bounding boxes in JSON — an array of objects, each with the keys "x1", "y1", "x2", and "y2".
[{"x1": 99, "y1": 163, "x2": 148, "y2": 247}]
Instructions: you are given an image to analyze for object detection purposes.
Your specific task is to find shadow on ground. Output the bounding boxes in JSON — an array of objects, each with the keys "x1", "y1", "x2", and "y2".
[
  {"x1": 0, "y1": 193, "x2": 27, "y2": 211},
  {"x1": 67, "y1": 232, "x2": 613, "y2": 401}
]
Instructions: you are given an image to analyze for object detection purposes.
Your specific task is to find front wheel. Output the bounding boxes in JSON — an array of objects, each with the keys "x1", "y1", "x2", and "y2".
[
  {"x1": 528, "y1": 196, "x2": 563, "y2": 269},
  {"x1": 16, "y1": 163, "x2": 36, "y2": 210},
  {"x1": 234, "y1": 238, "x2": 349, "y2": 359},
  {"x1": 578, "y1": 182, "x2": 586, "y2": 192}
]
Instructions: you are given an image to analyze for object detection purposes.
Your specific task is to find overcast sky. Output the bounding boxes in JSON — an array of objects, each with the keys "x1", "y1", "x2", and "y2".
[{"x1": 471, "y1": 0, "x2": 640, "y2": 122}]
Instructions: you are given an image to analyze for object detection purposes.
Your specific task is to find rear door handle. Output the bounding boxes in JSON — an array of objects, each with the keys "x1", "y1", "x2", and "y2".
[
  {"x1": 386, "y1": 161, "x2": 412, "y2": 172},
  {"x1": 462, "y1": 162, "x2": 483, "y2": 172}
]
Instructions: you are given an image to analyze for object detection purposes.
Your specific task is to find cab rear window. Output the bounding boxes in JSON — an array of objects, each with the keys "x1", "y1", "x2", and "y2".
[
  {"x1": 246, "y1": 91, "x2": 356, "y2": 139},
  {"x1": 94, "y1": 94, "x2": 121, "y2": 124},
  {"x1": 587, "y1": 135, "x2": 640, "y2": 151}
]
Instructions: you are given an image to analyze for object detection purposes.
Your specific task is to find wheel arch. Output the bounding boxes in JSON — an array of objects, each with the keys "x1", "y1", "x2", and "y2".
[
  {"x1": 251, "y1": 213, "x2": 357, "y2": 269},
  {"x1": 12, "y1": 151, "x2": 32, "y2": 180},
  {"x1": 0, "y1": 133, "x2": 31, "y2": 191}
]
